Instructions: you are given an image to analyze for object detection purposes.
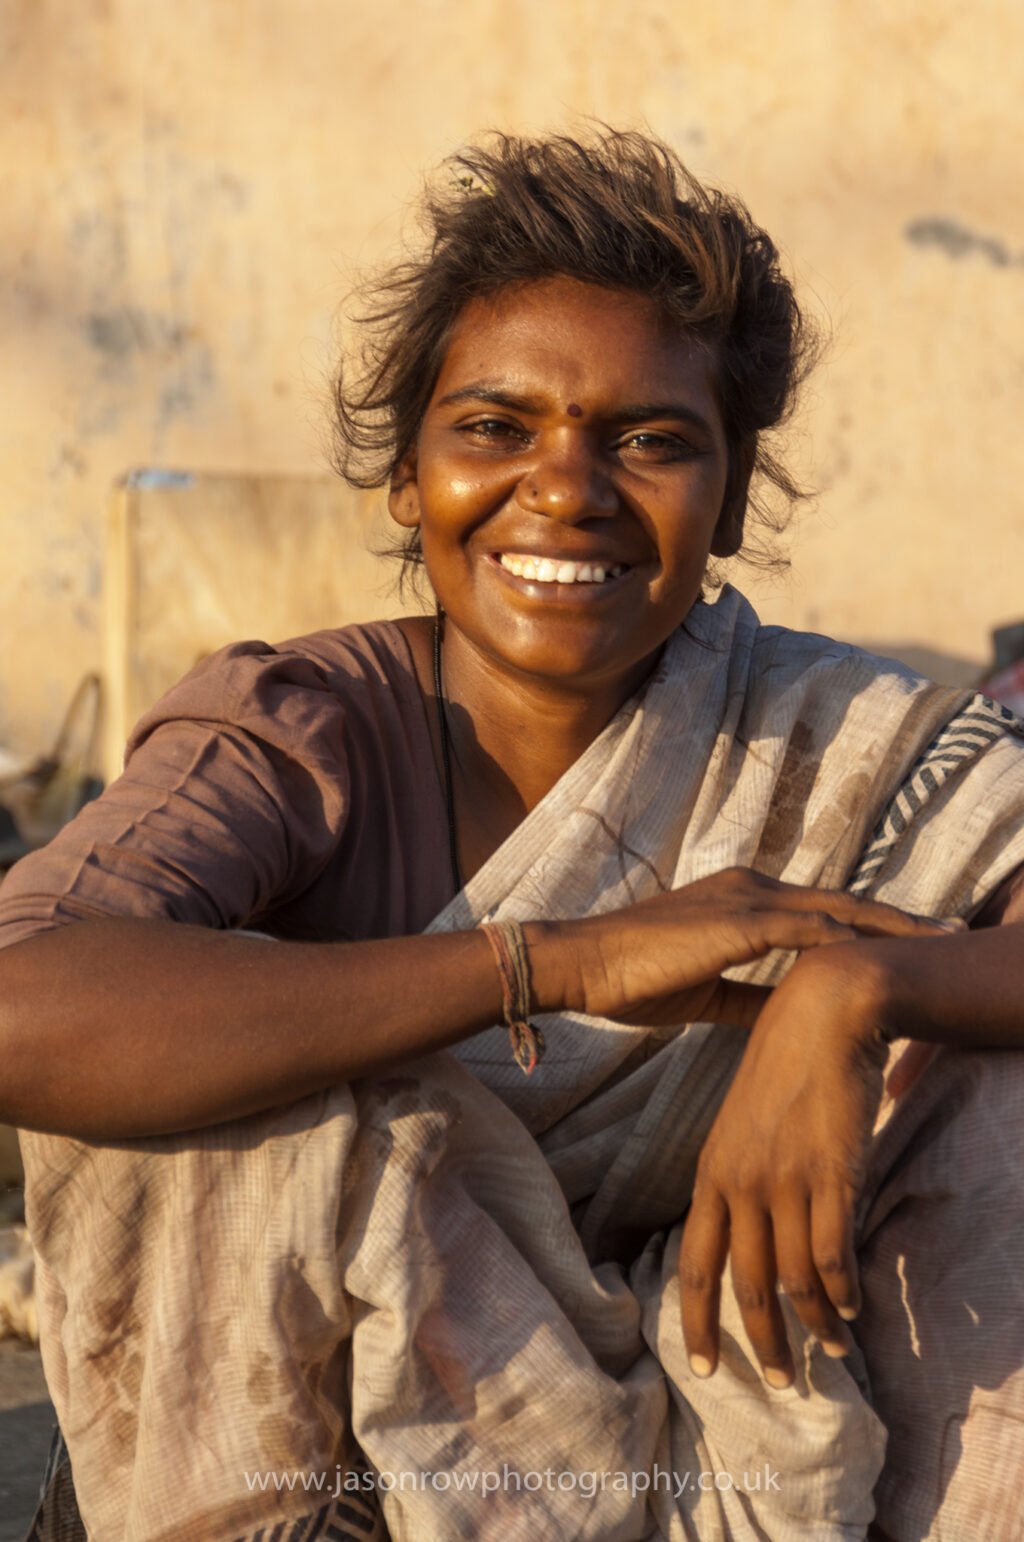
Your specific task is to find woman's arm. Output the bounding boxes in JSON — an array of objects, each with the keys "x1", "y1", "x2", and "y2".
[
  {"x1": 677, "y1": 911, "x2": 1024, "y2": 1387},
  {"x1": 0, "y1": 920, "x2": 505, "y2": 1137},
  {"x1": 0, "y1": 871, "x2": 952, "y2": 1139}
]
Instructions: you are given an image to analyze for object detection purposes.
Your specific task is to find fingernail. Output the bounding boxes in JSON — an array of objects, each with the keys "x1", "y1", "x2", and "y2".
[
  {"x1": 822, "y1": 1339, "x2": 850, "y2": 1359},
  {"x1": 688, "y1": 1354, "x2": 713, "y2": 1379},
  {"x1": 838, "y1": 1306, "x2": 859, "y2": 1321},
  {"x1": 764, "y1": 1367, "x2": 792, "y2": 1389},
  {"x1": 935, "y1": 918, "x2": 965, "y2": 933}
]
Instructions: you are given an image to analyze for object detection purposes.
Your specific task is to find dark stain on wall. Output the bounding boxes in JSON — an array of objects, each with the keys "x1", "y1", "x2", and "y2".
[
  {"x1": 81, "y1": 307, "x2": 216, "y2": 438},
  {"x1": 905, "y1": 216, "x2": 1024, "y2": 269},
  {"x1": 86, "y1": 309, "x2": 187, "y2": 357}
]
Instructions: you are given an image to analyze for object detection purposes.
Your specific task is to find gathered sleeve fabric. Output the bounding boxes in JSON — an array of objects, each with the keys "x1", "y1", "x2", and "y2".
[
  {"x1": 0, "y1": 626, "x2": 451, "y2": 951},
  {"x1": 0, "y1": 643, "x2": 350, "y2": 947}
]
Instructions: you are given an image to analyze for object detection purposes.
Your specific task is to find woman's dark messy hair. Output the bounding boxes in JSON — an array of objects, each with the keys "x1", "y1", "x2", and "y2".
[{"x1": 331, "y1": 127, "x2": 819, "y2": 587}]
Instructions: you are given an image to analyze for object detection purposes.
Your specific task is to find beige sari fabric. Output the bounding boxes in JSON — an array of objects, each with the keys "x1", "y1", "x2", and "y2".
[{"x1": 22, "y1": 589, "x2": 1024, "y2": 1542}]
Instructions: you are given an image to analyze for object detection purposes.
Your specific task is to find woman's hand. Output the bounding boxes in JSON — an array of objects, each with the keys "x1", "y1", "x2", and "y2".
[
  {"x1": 529, "y1": 869, "x2": 962, "y2": 1387},
  {"x1": 677, "y1": 942, "x2": 890, "y2": 1385},
  {"x1": 533, "y1": 867, "x2": 958, "y2": 1031}
]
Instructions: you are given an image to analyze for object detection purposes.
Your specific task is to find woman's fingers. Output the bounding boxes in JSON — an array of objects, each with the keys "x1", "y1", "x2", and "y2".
[
  {"x1": 695, "y1": 979, "x2": 772, "y2": 1029},
  {"x1": 809, "y1": 1182, "x2": 861, "y2": 1322},
  {"x1": 579, "y1": 867, "x2": 960, "y2": 1022},
  {"x1": 784, "y1": 887, "x2": 962, "y2": 940},
  {"x1": 726, "y1": 1202, "x2": 794, "y2": 1387},
  {"x1": 679, "y1": 1186, "x2": 729, "y2": 1378},
  {"x1": 773, "y1": 1189, "x2": 854, "y2": 1357},
  {"x1": 684, "y1": 1185, "x2": 861, "y2": 1387},
  {"x1": 665, "y1": 896, "x2": 949, "y2": 993},
  {"x1": 672, "y1": 941, "x2": 880, "y2": 1393},
  {"x1": 685, "y1": 868, "x2": 960, "y2": 941}
]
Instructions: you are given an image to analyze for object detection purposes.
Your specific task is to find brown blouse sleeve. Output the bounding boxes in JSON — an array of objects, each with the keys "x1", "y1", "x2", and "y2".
[{"x1": 0, "y1": 641, "x2": 353, "y2": 950}]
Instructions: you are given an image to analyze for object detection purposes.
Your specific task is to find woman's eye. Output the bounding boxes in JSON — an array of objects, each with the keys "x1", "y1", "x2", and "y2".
[
  {"x1": 618, "y1": 430, "x2": 698, "y2": 460},
  {"x1": 462, "y1": 417, "x2": 528, "y2": 445}
]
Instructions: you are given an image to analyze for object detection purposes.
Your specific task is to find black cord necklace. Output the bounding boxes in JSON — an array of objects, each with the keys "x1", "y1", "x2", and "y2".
[{"x1": 432, "y1": 608, "x2": 462, "y2": 893}]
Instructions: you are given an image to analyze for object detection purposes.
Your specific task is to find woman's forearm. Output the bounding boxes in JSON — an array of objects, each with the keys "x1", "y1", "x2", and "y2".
[
  {"x1": 0, "y1": 873, "x2": 973, "y2": 1140},
  {"x1": 788, "y1": 917, "x2": 1024, "y2": 1051},
  {"x1": 0, "y1": 920, "x2": 512, "y2": 1138}
]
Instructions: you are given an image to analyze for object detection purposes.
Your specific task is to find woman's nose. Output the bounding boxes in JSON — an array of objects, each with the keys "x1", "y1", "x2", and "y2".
[{"x1": 514, "y1": 438, "x2": 618, "y2": 521}]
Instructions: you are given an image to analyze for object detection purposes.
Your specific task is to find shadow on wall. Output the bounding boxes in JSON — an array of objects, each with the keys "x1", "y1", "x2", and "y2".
[
  {"x1": 859, "y1": 644, "x2": 983, "y2": 689},
  {"x1": 865, "y1": 625, "x2": 1024, "y2": 708}
]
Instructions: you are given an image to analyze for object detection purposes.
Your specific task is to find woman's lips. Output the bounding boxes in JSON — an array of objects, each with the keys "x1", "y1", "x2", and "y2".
[{"x1": 496, "y1": 552, "x2": 628, "y2": 585}]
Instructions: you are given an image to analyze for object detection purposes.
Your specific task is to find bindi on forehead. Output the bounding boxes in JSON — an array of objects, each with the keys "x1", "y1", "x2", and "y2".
[{"x1": 566, "y1": 402, "x2": 582, "y2": 417}]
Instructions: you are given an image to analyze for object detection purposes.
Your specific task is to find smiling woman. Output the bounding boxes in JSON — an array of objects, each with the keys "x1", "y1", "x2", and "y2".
[
  {"x1": 333, "y1": 131, "x2": 810, "y2": 581},
  {"x1": 393, "y1": 282, "x2": 732, "y2": 698},
  {"x1": 2, "y1": 130, "x2": 1024, "y2": 1542}
]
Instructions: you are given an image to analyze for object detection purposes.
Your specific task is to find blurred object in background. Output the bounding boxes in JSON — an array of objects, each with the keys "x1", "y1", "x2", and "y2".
[
  {"x1": 0, "y1": 676, "x2": 102, "y2": 1216},
  {"x1": 0, "y1": 1127, "x2": 24, "y2": 1226},
  {"x1": 0, "y1": 789, "x2": 30, "y2": 872},
  {"x1": 980, "y1": 622, "x2": 1024, "y2": 716},
  {"x1": 0, "y1": 1229, "x2": 37, "y2": 1344},
  {"x1": 103, "y1": 469, "x2": 409, "y2": 783},
  {"x1": 0, "y1": 674, "x2": 102, "y2": 861}
]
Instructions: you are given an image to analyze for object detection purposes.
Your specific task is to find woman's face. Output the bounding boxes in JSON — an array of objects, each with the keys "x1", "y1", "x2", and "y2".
[{"x1": 389, "y1": 277, "x2": 741, "y2": 699}]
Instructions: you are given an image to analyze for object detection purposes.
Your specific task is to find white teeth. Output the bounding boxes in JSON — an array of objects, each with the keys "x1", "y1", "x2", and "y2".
[{"x1": 498, "y1": 553, "x2": 626, "y2": 585}]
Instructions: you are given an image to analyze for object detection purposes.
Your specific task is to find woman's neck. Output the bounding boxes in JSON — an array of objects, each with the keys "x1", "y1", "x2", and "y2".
[{"x1": 397, "y1": 614, "x2": 658, "y2": 880}]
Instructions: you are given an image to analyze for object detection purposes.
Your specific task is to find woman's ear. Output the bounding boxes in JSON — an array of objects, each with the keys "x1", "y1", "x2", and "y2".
[
  {"x1": 387, "y1": 450, "x2": 421, "y2": 530},
  {"x1": 711, "y1": 437, "x2": 755, "y2": 558}
]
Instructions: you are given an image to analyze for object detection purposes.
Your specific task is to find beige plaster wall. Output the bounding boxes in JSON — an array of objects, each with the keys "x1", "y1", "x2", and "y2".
[{"x1": 3, "y1": 0, "x2": 1023, "y2": 759}]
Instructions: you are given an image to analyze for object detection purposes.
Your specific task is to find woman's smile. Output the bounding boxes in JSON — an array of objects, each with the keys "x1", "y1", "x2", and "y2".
[
  {"x1": 388, "y1": 275, "x2": 738, "y2": 705},
  {"x1": 491, "y1": 549, "x2": 632, "y2": 595}
]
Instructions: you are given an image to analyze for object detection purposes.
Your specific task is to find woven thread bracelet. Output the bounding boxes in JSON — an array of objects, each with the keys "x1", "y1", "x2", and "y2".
[{"x1": 480, "y1": 919, "x2": 545, "y2": 1075}]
